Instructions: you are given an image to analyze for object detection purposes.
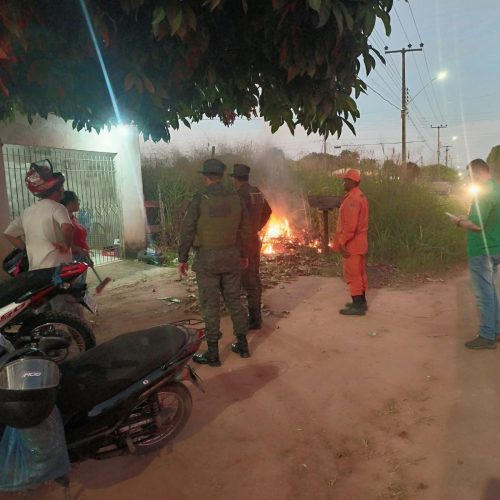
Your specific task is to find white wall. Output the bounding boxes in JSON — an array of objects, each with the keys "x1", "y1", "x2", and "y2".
[{"x1": 0, "y1": 114, "x2": 146, "y2": 259}]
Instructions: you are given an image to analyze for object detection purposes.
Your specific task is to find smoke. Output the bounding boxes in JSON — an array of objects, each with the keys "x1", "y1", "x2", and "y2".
[{"x1": 251, "y1": 147, "x2": 309, "y2": 231}]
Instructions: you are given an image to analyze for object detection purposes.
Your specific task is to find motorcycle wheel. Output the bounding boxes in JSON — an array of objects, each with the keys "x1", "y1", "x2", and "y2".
[
  {"x1": 18, "y1": 312, "x2": 96, "y2": 363},
  {"x1": 133, "y1": 382, "x2": 193, "y2": 454}
]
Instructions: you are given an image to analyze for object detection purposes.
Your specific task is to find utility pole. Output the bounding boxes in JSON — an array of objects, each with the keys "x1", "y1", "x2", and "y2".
[
  {"x1": 443, "y1": 145, "x2": 452, "y2": 168},
  {"x1": 385, "y1": 44, "x2": 423, "y2": 172},
  {"x1": 431, "y1": 124, "x2": 447, "y2": 180}
]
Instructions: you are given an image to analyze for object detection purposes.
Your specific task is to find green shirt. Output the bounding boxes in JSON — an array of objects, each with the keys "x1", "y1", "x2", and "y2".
[{"x1": 467, "y1": 179, "x2": 500, "y2": 257}]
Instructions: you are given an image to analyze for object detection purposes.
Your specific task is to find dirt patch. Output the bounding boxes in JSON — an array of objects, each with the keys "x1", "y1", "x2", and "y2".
[{"x1": 5, "y1": 264, "x2": 500, "y2": 500}]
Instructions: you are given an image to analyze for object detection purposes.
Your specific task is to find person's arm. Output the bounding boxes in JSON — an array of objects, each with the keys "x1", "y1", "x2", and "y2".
[
  {"x1": 237, "y1": 198, "x2": 252, "y2": 260},
  {"x1": 259, "y1": 198, "x2": 272, "y2": 231},
  {"x1": 4, "y1": 233, "x2": 25, "y2": 250},
  {"x1": 337, "y1": 199, "x2": 361, "y2": 256},
  {"x1": 451, "y1": 193, "x2": 492, "y2": 232},
  {"x1": 53, "y1": 223, "x2": 73, "y2": 253},
  {"x1": 4, "y1": 216, "x2": 25, "y2": 249},
  {"x1": 453, "y1": 216, "x2": 481, "y2": 232}
]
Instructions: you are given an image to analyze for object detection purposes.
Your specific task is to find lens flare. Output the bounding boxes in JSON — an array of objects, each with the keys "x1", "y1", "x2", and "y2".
[{"x1": 468, "y1": 184, "x2": 480, "y2": 195}]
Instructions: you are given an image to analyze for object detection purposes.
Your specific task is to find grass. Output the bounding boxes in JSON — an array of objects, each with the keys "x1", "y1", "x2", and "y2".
[{"x1": 142, "y1": 150, "x2": 468, "y2": 275}]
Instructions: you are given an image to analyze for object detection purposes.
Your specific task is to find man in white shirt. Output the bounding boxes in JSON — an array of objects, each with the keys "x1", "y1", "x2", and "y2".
[
  {"x1": 4, "y1": 160, "x2": 76, "y2": 315},
  {"x1": 3, "y1": 160, "x2": 73, "y2": 270}
]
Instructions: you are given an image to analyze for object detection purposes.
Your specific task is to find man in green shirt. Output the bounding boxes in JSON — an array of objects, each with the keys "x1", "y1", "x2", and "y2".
[{"x1": 449, "y1": 159, "x2": 500, "y2": 349}]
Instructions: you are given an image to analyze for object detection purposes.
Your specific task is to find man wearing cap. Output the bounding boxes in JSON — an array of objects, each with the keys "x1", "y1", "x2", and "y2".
[
  {"x1": 333, "y1": 169, "x2": 369, "y2": 315},
  {"x1": 4, "y1": 160, "x2": 73, "y2": 270},
  {"x1": 229, "y1": 164, "x2": 272, "y2": 329},
  {"x1": 178, "y1": 159, "x2": 252, "y2": 366}
]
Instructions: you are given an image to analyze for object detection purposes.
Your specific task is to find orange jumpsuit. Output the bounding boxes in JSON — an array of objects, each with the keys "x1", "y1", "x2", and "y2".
[{"x1": 332, "y1": 186, "x2": 369, "y2": 296}]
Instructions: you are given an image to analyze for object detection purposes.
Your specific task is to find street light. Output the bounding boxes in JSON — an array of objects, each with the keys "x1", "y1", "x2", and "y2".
[{"x1": 408, "y1": 71, "x2": 447, "y2": 104}]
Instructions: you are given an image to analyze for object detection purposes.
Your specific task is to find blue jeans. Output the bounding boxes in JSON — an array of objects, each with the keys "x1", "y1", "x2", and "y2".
[{"x1": 468, "y1": 254, "x2": 500, "y2": 340}]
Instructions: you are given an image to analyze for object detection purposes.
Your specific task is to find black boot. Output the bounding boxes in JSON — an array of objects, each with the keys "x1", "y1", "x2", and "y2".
[
  {"x1": 248, "y1": 307, "x2": 262, "y2": 330},
  {"x1": 231, "y1": 335, "x2": 250, "y2": 358},
  {"x1": 340, "y1": 296, "x2": 366, "y2": 316},
  {"x1": 345, "y1": 294, "x2": 368, "y2": 311},
  {"x1": 192, "y1": 341, "x2": 221, "y2": 367}
]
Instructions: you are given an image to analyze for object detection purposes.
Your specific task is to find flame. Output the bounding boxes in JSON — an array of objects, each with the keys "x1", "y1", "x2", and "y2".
[
  {"x1": 261, "y1": 215, "x2": 292, "y2": 255},
  {"x1": 264, "y1": 215, "x2": 292, "y2": 239}
]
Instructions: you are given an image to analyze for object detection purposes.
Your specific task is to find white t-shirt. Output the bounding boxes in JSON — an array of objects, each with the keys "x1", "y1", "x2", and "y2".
[{"x1": 4, "y1": 199, "x2": 72, "y2": 270}]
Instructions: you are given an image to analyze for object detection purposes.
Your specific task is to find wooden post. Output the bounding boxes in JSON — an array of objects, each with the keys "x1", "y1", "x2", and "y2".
[
  {"x1": 321, "y1": 209, "x2": 330, "y2": 255},
  {"x1": 307, "y1": 196, "x2": 342, "y2": 256}
]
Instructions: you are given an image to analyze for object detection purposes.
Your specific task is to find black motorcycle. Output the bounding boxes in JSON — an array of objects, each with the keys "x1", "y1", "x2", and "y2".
[{"x1": 0, "y1": 319, "x2": 205, "y2": 490}]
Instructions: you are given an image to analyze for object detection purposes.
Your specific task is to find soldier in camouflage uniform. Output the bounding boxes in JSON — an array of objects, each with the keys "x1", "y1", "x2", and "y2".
[
  {"x1": 178, "y1": 159, "x2": 252, "y2": 367},
  {"x1": 229, "y1": 164, "x2": 272, "y2": 329}
]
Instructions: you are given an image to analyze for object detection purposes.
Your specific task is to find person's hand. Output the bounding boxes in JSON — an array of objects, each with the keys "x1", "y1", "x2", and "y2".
[
  {"x1": 54, "y1": 243, "x2": 70, "y2": 253},
  {"x1": 450, "y1": 215, "x2": 466, "y2": 227},
  {"x1": 240, "y1": 257, "x2": 249, "y2": 269},
  {"x1": 340, "y1": 245, "x2": 350, "y2": 258},
  {"x1": 178, "y1": 262, "x2": 189, "y2": 276}
]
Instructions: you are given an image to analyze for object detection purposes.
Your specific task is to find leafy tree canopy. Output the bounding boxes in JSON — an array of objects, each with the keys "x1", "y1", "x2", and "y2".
[
  {"x1": 0, "y1": 0, "x2": 392, "y2": 142},
  {"x1": 487, "y1": 145, "x2": 500, "y2": 177}
]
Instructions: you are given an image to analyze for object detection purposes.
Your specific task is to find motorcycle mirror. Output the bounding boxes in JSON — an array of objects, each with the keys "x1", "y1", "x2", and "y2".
[{"x1": 38, "y1": 337, "x2": 71, "y2": 352}]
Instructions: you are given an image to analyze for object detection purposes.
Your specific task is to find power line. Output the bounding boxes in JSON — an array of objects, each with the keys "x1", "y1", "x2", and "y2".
[
  {"x1": 365, "y1": 83, "x2": 400, "y2": 110},
  {"x1": 408, "y1": 115, "x2": 434, "y2": 154},
  {"x1": 368, "y1": 74, "x2": 400, "y2": 103},
  {"x1": 394, "y1": 3, "x2": 440, "y2": 124},
  {"x1": 406, "y1": 0, "x2": 446, "y2": 123}
]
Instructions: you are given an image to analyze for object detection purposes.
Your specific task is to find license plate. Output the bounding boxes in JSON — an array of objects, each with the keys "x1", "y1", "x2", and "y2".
[{"x1": 83, "y1": 292, "x2": 97, "y2": 315}]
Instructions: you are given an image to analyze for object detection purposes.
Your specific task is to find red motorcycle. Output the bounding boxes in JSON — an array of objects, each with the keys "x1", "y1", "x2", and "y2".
[{"x1": 0, "y1": 261, "x2": 96, "y2": 362}]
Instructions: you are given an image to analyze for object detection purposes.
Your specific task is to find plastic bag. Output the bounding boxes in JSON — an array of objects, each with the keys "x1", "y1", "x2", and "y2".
[
  {"x1": 0, "y1": 407, "x2": 70, "y2": 491},
  {"x1": 0, "y1": 333, "x2": 14, "y2": 354}
]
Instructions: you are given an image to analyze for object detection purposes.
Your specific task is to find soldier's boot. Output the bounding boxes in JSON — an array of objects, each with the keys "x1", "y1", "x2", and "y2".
[
  {"x1": 248, "y1": 306, "x2": 262, "y2": 330},
  {"x1": 231, "y1": 335, "x2": 250, "y2": 358},
  {"x1": 345, "y1": 293, "x2": 368, "y2": 311},
  {"x1": 339, "y1": 296, "x2": 366, "y2": 316},
  {"x1": 192, "y1": 341, "x2": 221, "y2": 367}
]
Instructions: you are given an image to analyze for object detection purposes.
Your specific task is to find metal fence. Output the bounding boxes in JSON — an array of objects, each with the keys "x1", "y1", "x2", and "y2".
[{"x1": 2, "y1": 144, "x2": 123, "y2": 265}]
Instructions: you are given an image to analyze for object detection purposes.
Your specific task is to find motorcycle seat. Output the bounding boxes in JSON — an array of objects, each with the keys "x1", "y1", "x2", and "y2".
[
  {"x1": 57, "y1": 325, "x2": 188, "y2": 419},
  {"x1": 0, "y1": 268, "x2": 56, "y2": 308}
]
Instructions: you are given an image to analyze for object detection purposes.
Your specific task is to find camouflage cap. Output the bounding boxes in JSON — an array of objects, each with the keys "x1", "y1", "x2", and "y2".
[
  {"x1": 229, "y1": 163, "x2": 251, "y2": 178},
  {"x1": 199, "y1": 159, "x2": 226, "y2": 175}
]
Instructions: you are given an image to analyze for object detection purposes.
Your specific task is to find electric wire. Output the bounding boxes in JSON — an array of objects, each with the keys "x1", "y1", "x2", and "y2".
[
  {"x1": 365, "y1": 83, "x2": 400, "y2": 110},
  {"x1": 407, "y1": 0, "x2": 446, "y2": 123}
]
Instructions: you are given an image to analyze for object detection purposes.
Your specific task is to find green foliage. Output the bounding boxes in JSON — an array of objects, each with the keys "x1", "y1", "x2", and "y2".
[
  {"x1": 420, "y1": 164, "x2": 459, "y2": 182},
  {"x1": 0, "y1": 0, "x2": 393, "y2": 141},
  {"x1": 487, "y1": 145, "x2": 500, "y2": 178},
  {"x1": 142, "y1": 145, "x2": 466, "y2": 272},
  {"x1": 293, "y1": 165, "x2": 466, "y2": 271}
]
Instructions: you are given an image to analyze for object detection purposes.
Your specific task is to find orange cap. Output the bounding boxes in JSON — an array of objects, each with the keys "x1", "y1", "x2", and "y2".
[{"x1": 340, "y1": 169, "x2": 361, "y2": 183}]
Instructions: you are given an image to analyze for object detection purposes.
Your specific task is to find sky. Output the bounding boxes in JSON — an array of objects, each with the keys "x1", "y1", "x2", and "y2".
[{"x1": 141, "y1": 0, "x2": 500, "y2": 168}]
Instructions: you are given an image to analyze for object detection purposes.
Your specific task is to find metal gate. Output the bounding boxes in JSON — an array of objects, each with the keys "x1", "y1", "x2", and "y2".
[{"x1": 2, "y1": 144, "x2": 123, "y2": 265}]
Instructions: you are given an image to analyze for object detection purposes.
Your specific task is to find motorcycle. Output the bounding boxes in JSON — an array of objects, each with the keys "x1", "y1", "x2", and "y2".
[
  {"x1": 0, "y1": 261, "x2": 96, "y2": 362},
  {"x1": 0, "y1": 319, "x2": 204, "y2": 490}
]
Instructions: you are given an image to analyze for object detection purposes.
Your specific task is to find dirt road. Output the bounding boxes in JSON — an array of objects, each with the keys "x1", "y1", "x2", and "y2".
[{"x1": 5, "y1": 264, "x2": 500, "y2": 500}]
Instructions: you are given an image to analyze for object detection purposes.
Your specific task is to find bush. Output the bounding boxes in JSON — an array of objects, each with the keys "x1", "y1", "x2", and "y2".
[{"x1": 142, "y1": 149, "x2": 467, "y2": 272}]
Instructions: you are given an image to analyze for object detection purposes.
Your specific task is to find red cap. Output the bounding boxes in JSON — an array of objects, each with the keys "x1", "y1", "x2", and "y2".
[{"x1": 339, "y1": 169, "x2": 361, "y2": 183}]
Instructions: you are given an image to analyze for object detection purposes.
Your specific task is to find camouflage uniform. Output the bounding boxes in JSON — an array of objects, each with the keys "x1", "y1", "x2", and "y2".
[
  {"x1": 178, "y1": 183, "x2": 251, "y2": 344},
  {"x1": 236, "y1": 183, "x2": 272, "y2": 313}
]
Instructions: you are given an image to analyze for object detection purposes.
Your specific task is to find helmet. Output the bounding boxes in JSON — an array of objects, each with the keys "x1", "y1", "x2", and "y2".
[
  {"x1": 25, "y1": 159, "x2": 65, "y2": 198},
  {"x1": 2, "y1": 248, "x2": 29, "y2": 277},
  {"x1": 0, "y1": 357, "x2": 60, "y2": 428}
]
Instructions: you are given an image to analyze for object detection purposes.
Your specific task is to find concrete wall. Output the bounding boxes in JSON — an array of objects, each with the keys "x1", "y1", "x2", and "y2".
[{"x1": 0, "y1": 114, "x2": 146, "y2": 261}]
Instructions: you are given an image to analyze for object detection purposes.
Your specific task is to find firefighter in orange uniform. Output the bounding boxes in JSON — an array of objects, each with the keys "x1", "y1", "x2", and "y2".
[{"x1": 333, "y1": 169, "x2": 369, "y2": 315}]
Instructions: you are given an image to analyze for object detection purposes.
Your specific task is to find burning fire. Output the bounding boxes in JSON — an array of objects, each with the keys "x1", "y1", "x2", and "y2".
[
  {"x1": 260, "y1": 214, "x2": 326, "y2": 256},
  {"x1": 261, "y1": 215, "x2": 293, "y2": 255}
]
